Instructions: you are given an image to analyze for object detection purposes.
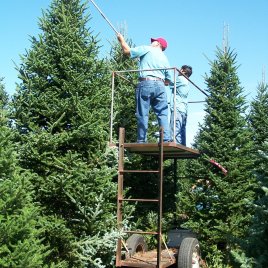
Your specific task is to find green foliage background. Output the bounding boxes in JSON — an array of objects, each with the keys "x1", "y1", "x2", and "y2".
[{"x1": 0, "y1": 0, "x2": 267, "y2": 267}]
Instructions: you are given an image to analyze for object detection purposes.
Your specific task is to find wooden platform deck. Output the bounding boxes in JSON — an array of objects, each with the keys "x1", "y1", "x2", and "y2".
[{"x1": 111, "y1": 142, "x2": 200, "y2": 159}]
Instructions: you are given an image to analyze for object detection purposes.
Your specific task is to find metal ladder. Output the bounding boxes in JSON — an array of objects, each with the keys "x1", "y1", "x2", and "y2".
[{"x1": 116, "y1": 127, "x2": 165, "y2": 268}]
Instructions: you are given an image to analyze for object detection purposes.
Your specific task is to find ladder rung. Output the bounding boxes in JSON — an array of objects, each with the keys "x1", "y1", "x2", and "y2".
[
  {"x1": 119, "y1": 198, "x2": 159, "y2": 202},
  {"x1": 119, "y1": 170, "x2": 159, "y2": 173}
]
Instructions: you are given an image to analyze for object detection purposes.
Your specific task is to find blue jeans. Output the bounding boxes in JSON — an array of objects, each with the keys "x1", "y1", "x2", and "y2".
[
  {"x1": 136, "y1": 80, "x2": 170, "y2": 142},
  {"x1": 170, "y1": 110, "x2": 187, "y2": 145}
]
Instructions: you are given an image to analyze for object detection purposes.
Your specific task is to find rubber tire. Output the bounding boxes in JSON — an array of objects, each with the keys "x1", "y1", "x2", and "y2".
[
  {"x1": 177, "y1": 237, "x2": 201, "y2": 268},
  {"x1": 126, "y1": 234, "x2": 148, "y2": 257}
]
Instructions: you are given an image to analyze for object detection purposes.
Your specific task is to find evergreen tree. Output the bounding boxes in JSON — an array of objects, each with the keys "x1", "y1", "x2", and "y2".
[
  {"x1": 110, "y1": 32, "x2": 185, "y2": 247},
  {"x1": 249, "y1": 82, "x2": 268, "y2": 149},
  {"x1": 246, "y1": 82, "x2": 268, "y2": 267},
  {"x1": 176, "y1": 48, "x2": 256, "y2": 266},
  {"x1": 245, "y1": 143, "x2": 268, "y2": 268},
  {"x1": 0, "y1": 78, "x2": 52, "y2": 267},
  {"x1": 12, "y1": 1, "x2": 118, "y2": 266}
]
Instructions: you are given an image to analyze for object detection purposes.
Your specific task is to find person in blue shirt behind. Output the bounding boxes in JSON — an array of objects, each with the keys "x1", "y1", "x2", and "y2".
[
  {"x1": 117, "y1": 33, "x2": 172, "y2": 143},
  {"x1": 170, "y1": 65, "x2": 193, "y2": 146}
]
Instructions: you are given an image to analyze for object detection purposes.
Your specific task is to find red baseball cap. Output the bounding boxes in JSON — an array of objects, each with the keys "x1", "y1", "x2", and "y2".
[{"x1": 151, "y1": 37, "x2": 168, "y2": 51}]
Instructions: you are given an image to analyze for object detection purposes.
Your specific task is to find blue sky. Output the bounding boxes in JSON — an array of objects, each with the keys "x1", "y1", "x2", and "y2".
[{"x1": 1, "y1": 0, "x2": 267, "y2": 146}]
